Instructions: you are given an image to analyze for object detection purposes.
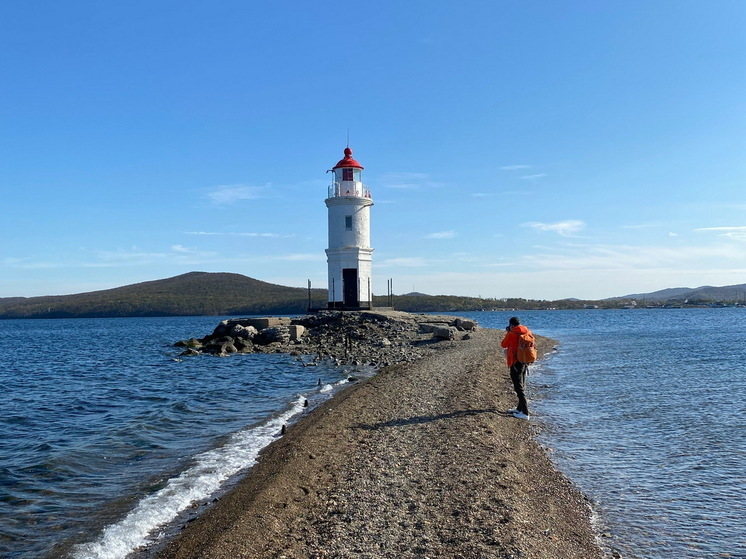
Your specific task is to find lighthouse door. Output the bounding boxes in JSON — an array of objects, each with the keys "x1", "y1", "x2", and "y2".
[{"x1": 342, "y1": 268, "x2": 359, "y2": 308}]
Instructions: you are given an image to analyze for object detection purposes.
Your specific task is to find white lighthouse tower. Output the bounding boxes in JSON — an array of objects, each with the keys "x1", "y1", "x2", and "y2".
[{"x1": 325, "y1": 146, "x2": 374, "y2": 309}]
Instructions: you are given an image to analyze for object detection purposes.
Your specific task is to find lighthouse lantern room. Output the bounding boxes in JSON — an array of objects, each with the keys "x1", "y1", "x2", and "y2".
[{"x1": 325, "y1": 147, "x2": 374, "y2": 309}]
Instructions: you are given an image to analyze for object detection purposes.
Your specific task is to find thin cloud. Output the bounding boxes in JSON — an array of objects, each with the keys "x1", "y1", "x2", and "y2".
[
  {"x1": 94, "y1": 249, "x2": 167, "y2": 262},
  {"x1": 500, "y1": 189, "x2": 531, "y2": 196},
  {"x1": 207, "y1": 184, "x2": 265, "y2": 205},
  {"x1": 425, "y1": 230, "x2": 456, "y2": 239},
  {"x1": 500, "y1": 165, "x2": 531, "y2": 170},
  {"x1": 522, "y1": 242, "x2": 746, "y2": 271},
  {"x1": 695, "y1": 226, "x2": 746, "y2": 231},
  {"x1": 271, "y1": 253, "x2": 325, "y2": 262},
  {"x1": 520, "y1": 173, "x2": 547, "y2": 181},
  {"x1": 696, "y1": 226, "x2": 746, "y2": 241},
  {"x1": 621, "y1": 223, "x2": 661, "y2": 229},
  {"x1": 378, "y1": 257, "x2": 428, "y2": 267},
  {"x1": 3, "y1": 257, "x2": 59, "y2": 270},
  {"x1": 523, "y1": 220, "x2": 585, "y2": 237},
  {"x1": 184, "y1": 231, "x2": 289, "y2": 238},
  {"x1": 378, "y1": 172, "x2": 443, "y2": 190}
]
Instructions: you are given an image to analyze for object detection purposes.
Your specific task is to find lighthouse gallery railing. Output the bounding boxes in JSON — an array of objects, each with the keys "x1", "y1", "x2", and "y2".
[{"x1": 328, "y1": 182, "x2": 372, "y2": 198}]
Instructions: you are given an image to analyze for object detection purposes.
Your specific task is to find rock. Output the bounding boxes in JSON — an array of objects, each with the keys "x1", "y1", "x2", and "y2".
[
  {"x1": 234, "y1": 338, "x2": 254, "y2": 353},
  {"x1": 221, "y1": 341, "x2": 238, "y2": 354},
  {"x1": 288, "y1": 325, "x2": 306, "y2": 341},
  {"x1": 239, "y1": 317, "x2": 292, "y2": 330},
  {"x1": 255, "y1": 326, "x2": 291, "y2": 345},
  {"x1": 174, "y1": 337, "x2": 203, "y2": 348},
  {"x1": 210, "y1": 320, "x2": 232, "y2": 338},
  {"x1": 204, "y1": 338, "x2": 238, "y2": 355},
  {"x1": 231, "y1": 324, "x2": 258, "y2": 339},
  {"x1": 419, "y1": 322, "x2": 454, "y2": 334},
  {"x1": 455, "y1": 318, "x2": 477, "y2": 331},
  {"x1": 179, "y1": 311, "x2": 480, "y2": 366},
  {"x1": 432, "y1": 326, "x2": 456, "y2": 340}
]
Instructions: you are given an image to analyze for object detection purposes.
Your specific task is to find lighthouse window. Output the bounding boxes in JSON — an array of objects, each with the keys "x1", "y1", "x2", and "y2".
[
  {"x1": 342, "y1": 168, "x2": 354, "y2": 181},
  {"x1": 345, "y1": 216, "x2": 353, "y2": 230}
]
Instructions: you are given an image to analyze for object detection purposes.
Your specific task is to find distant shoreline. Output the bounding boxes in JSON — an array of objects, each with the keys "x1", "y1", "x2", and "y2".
[{"x1": 3, "y1": 271, "x2": 743, "y2": 319}]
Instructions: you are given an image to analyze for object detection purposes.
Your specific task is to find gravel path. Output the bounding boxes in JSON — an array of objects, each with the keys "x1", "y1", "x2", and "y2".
[{"x1": 156, "y1": 328, "x2": 604, "y2": 559}]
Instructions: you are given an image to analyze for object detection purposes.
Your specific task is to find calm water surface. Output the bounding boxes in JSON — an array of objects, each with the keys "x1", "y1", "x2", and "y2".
[
  {"x1": 463, "y1": 308, "x2": 746, "y2": 559},
  {"x1": 0, "y1": 316, "x2": 366, "y2": 559}
]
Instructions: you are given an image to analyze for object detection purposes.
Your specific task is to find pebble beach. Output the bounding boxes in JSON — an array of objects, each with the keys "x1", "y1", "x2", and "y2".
[{"x1": 155, "y1": 324, "x2": 604, "y2": 559}]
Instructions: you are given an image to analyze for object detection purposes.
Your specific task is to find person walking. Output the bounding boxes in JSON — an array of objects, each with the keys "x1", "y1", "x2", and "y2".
[{"x1": 501, "y1": 316, "x2": 533, "y2": 420}]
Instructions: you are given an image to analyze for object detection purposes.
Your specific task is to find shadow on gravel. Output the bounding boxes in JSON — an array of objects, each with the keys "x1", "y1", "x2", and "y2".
[{"x1": 355, "y1": 408, "x2": 501, "y2": 431}]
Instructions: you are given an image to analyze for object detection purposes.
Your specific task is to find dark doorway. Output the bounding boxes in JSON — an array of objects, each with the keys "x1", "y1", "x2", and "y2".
[{"x1": 342, "y1": 268, "x2": 359, "y2": 308}]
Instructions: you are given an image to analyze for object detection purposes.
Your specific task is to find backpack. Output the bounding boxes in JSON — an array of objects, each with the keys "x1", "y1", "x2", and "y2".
[{"x1": 516, "y1": 331, "x2": 537, "y2": 364}]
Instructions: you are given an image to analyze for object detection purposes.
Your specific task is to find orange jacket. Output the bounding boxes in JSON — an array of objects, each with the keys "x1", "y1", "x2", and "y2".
[{"x1": 501, "y1": 324, "x2": 531, "y2": 367}]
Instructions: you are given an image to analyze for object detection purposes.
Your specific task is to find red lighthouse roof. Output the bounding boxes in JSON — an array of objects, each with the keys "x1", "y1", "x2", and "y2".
[{"x1": 332, "y1": 147, "x2": 364, "y2": 170}]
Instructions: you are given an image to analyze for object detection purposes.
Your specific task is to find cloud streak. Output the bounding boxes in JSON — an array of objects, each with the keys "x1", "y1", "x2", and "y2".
[
  {"x1": 425, "y1": 230, "x2": 456, "y2": 239},
  {"x1": 206, "y1": 184, "x2": 265, "y2": 204},
  {"x1": 523, "y1": 220, "x2": 585, "y2": 237},
  {"x1": 185, "y1": 231, "x2": 290, "y2": 238},
  {"x1": 696, "y1": 226, "x2": 746, "y2": 241},
  {"x1": 520, "y1": 173, "x2": 547, "y2": 181},
  {"x1": 378, "y1": 257, "x2": 428, "y2": 267},
  {"x1": 378, "y1": 172, "x2": 443, "y2": 190}
]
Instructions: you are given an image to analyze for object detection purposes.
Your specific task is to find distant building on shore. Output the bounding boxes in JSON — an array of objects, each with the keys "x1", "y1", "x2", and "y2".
[{"x1": 325, "y1": 147, "x2": 373, "y2": 309}]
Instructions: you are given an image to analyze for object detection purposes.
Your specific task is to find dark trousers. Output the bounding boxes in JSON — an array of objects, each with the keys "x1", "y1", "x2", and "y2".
[{"x1": 510, "y1": 362, "x2": 529, "y2": 415}]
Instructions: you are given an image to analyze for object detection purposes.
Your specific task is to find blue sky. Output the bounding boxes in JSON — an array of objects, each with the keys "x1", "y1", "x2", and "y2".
[{"x1": 2, "y1": 1, "x2": 744, "y2": 300}]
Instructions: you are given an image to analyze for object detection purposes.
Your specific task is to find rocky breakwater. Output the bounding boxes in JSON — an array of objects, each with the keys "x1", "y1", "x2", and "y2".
[{"x1": 174, "y1": 310, "x2": 478, "y2": 368}]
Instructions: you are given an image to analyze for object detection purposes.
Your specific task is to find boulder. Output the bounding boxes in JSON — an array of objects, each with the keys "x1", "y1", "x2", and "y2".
[
  {"x1": 288, "y1": 325, "x2": 306, "y2": 341},
  {"x1": 234, "y1": 337, "x2": 254, "y2": 352},
  {"x1": 255, "y1": 326, "x2": 291, "y2": 345},
  {"x1": 204, "y1": 338, "x2": 238, "y2": 355},
  {"x1": 432, "y1": 326, "x2": 456, "y2": 340},
  {"x1": 210, "y1": 320, "x2": 232, "y2": 338},
  {"x1": 174, "y1": 337, "x2": 203, "y2": 349},
  {"x1": 455, "y1": 318, "x2": 477, "y2": 331},
  {"x1": 231, "y1": 324, "x2": 258, "y2": 339},
  {"x1": 240, "y1": 317, "x2": 292, "y2": 330}
]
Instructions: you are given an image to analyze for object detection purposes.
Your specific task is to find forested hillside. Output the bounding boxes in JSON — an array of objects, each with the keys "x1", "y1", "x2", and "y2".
[
  {"x1": 2, "y1": 272, "x2": 743, "y2": 319},
  {"x1": 0, "y1": 272, "x2": 325, "y2": 319}
]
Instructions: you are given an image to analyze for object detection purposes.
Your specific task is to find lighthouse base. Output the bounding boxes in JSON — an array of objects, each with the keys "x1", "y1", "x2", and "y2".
[{"x1": 326, "y1": 301, "x2": 373, "y2": 311}]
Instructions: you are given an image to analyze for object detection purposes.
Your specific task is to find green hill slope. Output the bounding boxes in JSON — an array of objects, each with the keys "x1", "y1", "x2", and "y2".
[
  {"x1": 3, "y1": 272, "x2": 743, "y2": 319},
  {"x1": 0, "y1": 272, "x2": 327, "y2": 319}
]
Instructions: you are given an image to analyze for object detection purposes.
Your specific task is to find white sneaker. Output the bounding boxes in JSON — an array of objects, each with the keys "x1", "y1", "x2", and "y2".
[{"x1": 512, "y1": 411, "x2": 530, "y2": 420}]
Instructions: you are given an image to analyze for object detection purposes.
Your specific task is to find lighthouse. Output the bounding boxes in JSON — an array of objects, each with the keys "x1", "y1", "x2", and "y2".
[{"x1": 325, "y1": 147, "x2": 374, "y2": 309}]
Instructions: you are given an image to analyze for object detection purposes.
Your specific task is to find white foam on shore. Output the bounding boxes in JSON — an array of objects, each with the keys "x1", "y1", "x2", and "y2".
[{"x1": 71, "y1": 395, "x2": 308, "y2": 559}]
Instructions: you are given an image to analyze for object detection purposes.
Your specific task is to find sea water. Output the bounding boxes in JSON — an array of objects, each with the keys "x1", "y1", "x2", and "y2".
[
  {"x1": 0, "y1": 316, "x2": 368, "y2": 559},
  {"x1": 464, "y1": 308, "x2": 746, "y2": 559},
  {"x1": 1, "y1": 311, "x2": 744, "y2": 558}
]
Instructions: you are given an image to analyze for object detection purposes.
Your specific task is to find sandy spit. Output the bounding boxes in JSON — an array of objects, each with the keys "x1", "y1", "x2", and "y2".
[{"x1": 155, "y1": 328, "x2": 604, "y2": 559}]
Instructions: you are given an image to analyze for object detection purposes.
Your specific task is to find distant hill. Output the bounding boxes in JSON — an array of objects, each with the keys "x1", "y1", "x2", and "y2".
[
  {"x1": 0, "y1": 272, "x2": 574, "y2": 319},
  {"x1": 0, "y1": 272, "x2": 327, "y2": 319},
  {"x1": 616, "y1": 283, "x2": 746, "y2": 304},
  {"x1": 2, "y1": 273, "x2": 744, "y2": 319}
]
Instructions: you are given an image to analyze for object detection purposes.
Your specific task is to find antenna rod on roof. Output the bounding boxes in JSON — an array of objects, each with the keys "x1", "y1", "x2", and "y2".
[{"x1": 346, "y1": 128, "x2": 350, "y2": 147}]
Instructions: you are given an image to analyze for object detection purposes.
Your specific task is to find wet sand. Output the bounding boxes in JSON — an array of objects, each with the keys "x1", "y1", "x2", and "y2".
[{"x1": 155, "y1": 328, "x2": 604, "y2": 559}]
